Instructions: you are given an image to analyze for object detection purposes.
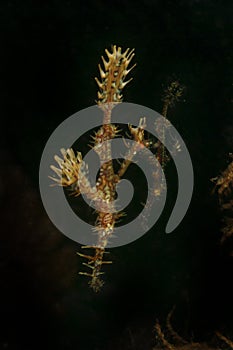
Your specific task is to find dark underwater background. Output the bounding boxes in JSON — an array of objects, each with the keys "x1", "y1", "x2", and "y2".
[{"x1": 0, "y1": 0, "x2": 232, "y2": 349}]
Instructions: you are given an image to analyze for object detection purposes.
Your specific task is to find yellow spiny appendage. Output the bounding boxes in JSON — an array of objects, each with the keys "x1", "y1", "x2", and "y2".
[
  {"x1": 49, "y1": 148, "x2": 83, "y2": 187},
  {"x1": 95, "y1": 45, "x2": 136, "y2": 104},
  {"x1": 49, "y1": 148, "x2": 98, "y2": 200},
  {"x1": 78, "y1": 246, "x2": 112, "y2": 292}
]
